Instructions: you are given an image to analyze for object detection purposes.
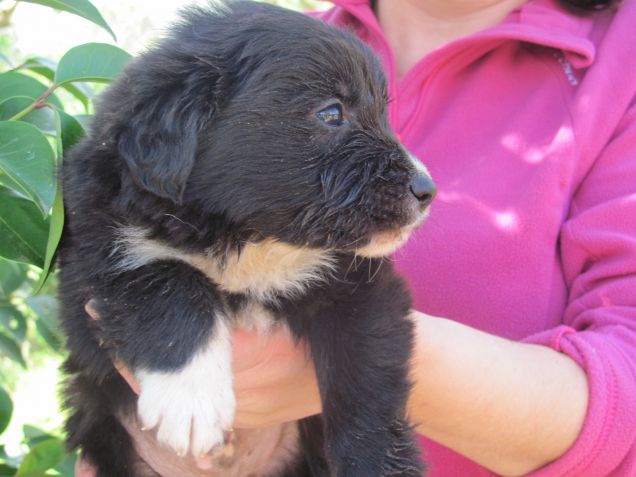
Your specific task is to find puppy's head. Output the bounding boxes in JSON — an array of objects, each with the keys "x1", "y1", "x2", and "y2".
[{"x1": 109, "y1": 1, "x2": 434, "y2": 257}]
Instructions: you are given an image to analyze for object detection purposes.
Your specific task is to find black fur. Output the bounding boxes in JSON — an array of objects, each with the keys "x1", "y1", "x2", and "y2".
[{"x1": 58, "y1": 2, "x2": 432, "y2": 476}]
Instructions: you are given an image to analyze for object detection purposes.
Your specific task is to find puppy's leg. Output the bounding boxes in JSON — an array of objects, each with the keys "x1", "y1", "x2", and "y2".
[
  {"x1": 64, "y1": 370, "x2": 145, "y2": 477},
  {"x1": 93, "y1": 260, "x2": 235, "y2": 458},
  {"x1": 295, "y1": 417, "x2": 422, "y2": 477},
  {"x1": 301, "y1": 268, "x2": 423, "y2": 476},
  {"x1": 384, "y1": 418, "x2": 426, "y2": 476},
  {"x1": 295, "y1": 415, "x2": 330, "y2": 476}
]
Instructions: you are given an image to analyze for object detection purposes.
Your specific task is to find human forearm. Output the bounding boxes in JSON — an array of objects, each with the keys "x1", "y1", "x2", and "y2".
[{"x1": 407, "y1": 311, "x2": 589, "y2": 476}]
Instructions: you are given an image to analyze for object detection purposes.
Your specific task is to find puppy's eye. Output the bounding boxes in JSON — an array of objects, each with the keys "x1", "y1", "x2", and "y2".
[{"x1": 317, "y1": 104, "x2": 344, "y2": 126}]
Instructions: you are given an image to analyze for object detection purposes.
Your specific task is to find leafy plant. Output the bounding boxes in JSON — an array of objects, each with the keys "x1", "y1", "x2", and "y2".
[{"x1": 0, "y1": 0, "x2": 130, "y2": 474}]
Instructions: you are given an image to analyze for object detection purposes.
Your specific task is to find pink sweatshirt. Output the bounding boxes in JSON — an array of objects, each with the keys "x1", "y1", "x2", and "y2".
[{"x1": 317, "y1": 1, "x2": 636, "y2": 475}]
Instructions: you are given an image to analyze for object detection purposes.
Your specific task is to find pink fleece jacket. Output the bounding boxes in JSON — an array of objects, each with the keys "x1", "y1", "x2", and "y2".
[{"x1": 316, "y1": 1, "x2": 636, "y2": 475}]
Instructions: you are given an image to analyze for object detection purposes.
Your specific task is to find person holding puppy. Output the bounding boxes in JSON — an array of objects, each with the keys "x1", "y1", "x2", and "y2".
[{"x1": 77, "y1": 0, "x2": 636, "y2": 475}]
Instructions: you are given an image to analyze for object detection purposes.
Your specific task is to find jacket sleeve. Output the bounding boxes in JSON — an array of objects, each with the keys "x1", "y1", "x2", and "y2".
[{"x1": 523, "y1": 104, "x2": 636, "y2": 476}]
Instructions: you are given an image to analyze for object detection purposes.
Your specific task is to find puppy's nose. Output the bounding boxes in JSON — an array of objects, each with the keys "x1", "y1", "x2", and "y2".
[{"x1": 410, "y1": 174, "x2": 436, "y2": 209}]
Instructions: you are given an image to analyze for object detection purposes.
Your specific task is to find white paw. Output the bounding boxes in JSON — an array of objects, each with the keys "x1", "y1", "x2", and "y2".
[{"x1": 136, "y1": 324, "x2": 235, "y2": 457}]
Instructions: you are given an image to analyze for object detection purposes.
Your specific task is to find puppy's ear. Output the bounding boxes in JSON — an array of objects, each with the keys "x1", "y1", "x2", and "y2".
[{"x1": 117, "y1": 80, "x2": 211, "y2": 204}]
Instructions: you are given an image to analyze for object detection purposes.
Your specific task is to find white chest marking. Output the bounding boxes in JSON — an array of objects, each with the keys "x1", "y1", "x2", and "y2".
[
  {"x1": 114, "y1": 226, "x2": 335, "y2": 302},
  {"x1": 189, "y1": 239, "x2": 336, "y2": 301}
]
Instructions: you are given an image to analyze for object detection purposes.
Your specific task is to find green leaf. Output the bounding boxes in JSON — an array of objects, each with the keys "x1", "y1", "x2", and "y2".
[
  {"x1": 0, "y1": 386, "x2": 12, "y2": 436},
  {"x1": 0, "y1": 463, "x2": 17, "y2": 476},
  {"x1": 55, "y1": 43, "x2": 131, "y2": 85},
  {"x1": 16, "y1": 438, "x2": 65, "y2": 476},
  {"x1": 0, "y1": 121, "x2": 56, "y2": 217},
  {"x1": 25, "y1": 435, "x2": 56, "y2": 448},
  {"x1": 0, "y1": 72, "x2": 62, "y2": 109},
  {"x1": 0, "y1": 96, "x2": 57, "y2": 135},
  {"x1": 62, "y1": 81, "x2": 92, "y2": 111},
  {"x1": 19, "y1": 58, "x2": 55, "y2": 82},
  {"x1": 0, "y1": 53, "x2": 13, "y2": 68},
  {"x1": 23, "y1": 425, "x2": 51, "y2": 440},
  {"x1": 0, "y1": 302, "x2": 27, "y2": 343},
  {"x1": 21, "y1": 58, "x2": 92, "y2": 111},
  {"x1": 54, "y1": 453, "x2": 76, "y2": 477},
  {"x1": 25, "y1": 295, "x2": 62, "y2": 351},
  {"x1": 35, "y1": 317, "x2": 62, "y2": 352},
  {"x1": 59, "y1": 111, "x2": 85, "y2": 151},
  {"x1": 73, "y1": 114, "x2": 92, "y2": 131},
  {"x1": 25, "y1": 295, "x2": 60, "y2": 335},
  {"x1": 0, "y1": 187, "x2": 49, "y2": 267},
  {"x1": 0, "y1": 258, "x2": 28, "y2": 299},
  {"x1": 33, "y1": 191, "x2": 64, "y2": 294},
  {"x1": 16, "y1": 0, "x2": 116, "y2": 41},
  {"x1": 0, "y1": 175, "x2": 26, "y2": 200},
  {"x1": 52, "y1": 107, "x2": 63, "y2": 159},
  {"x1": 0, "y1": 330, "x2": 26, "y2": 367}
]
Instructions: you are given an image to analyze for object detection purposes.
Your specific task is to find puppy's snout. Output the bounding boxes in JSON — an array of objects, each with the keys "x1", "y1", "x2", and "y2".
[{"x1": 409, "y1": 174, "x2": 436, "y2": 209}]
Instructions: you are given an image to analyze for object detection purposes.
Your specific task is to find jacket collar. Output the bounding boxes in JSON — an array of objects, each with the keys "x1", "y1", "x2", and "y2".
[{"x1": 320, "y1": 0, "x2": 596, "y2": 67}]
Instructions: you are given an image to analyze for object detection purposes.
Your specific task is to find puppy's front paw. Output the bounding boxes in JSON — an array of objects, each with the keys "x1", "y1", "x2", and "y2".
[{"x1": 136, "y1": 340, "x2": 235, "y2": 457}]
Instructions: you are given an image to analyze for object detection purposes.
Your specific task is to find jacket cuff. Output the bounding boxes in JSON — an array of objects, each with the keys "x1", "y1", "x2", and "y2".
[{"x1": 522, "y1": 326, "x2": 636, "y2": 476}]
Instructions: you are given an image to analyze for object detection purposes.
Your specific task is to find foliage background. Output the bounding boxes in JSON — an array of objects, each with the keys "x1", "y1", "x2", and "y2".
[{"x1": 0, "y1": 0, "x2": 325, "y2": 475}]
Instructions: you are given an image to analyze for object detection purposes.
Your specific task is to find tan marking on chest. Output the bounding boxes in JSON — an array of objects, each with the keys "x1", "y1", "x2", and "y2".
[
  {"x1": 188, "y1": 239, "x2": 335, "y2": 301},
  {"x1": 117, "y1": 227, "x2": 335, "y2": 302}
]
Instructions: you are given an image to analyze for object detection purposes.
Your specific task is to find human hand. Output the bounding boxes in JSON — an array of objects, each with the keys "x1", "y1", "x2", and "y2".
[
  {"x1": 231, "y1": 327, "x2": 321, "y2": 428},
  {"x1": 75, "y1": 301, "x2": 321, "y2": 476}
]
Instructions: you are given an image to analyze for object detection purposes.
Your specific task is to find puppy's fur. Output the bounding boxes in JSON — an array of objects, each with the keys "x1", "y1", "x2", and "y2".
[{"x1": 58, "y1": 2, "x2": 435, "y2": 476}]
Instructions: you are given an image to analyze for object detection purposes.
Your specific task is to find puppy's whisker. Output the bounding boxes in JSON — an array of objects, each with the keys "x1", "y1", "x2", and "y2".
[
  {"x1": 344, "y1": 255, "x2": 358, "y2": 279},
  {"x1": 342, "y1": 236, "x2": 366, "y2": 250},
  {"x1": 164, "y1": 214, "x2": 201, "y2": 233},
  {"x1": 369, "y1": 258, "x2": 384, "y2": 283}
]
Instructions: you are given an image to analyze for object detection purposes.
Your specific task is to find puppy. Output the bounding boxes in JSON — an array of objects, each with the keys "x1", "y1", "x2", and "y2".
[{"x1": 58, "y1": 1, "x2": 435, "y2": 476}]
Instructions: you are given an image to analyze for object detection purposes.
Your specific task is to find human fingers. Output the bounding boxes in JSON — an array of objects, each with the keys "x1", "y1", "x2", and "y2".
[
  {"x1": 84, "y1": 300, "x2": 141, "y2": 395},
  {"x1": 232, "y1": 328, "x2": 321, "y2": 428}
]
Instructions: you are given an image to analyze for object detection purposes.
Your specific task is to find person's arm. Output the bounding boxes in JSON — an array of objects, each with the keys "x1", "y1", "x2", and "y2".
[
  {"x1": 223, "y1": 313, "x2": 585, "y2": 477},
  {"x1": 230, "y1": 303, "x2": 633, "y2": 477},
  {"x1": 232, "y1": 314, "x2": 588, "y2": 476},
  {"x1": 407, "y1": 313, "x2": 588, "y2": 476},
  {"x1": 400, "y1": 101, "x2": 636, "y2": 477}
]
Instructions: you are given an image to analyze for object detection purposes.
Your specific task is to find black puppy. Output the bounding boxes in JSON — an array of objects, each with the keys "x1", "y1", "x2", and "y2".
[{"x1": 58, "y1": 1, "x2": 435, "y2": 476}]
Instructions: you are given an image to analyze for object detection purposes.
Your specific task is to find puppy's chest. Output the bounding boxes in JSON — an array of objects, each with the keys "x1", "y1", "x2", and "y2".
[
  {"x1": 188, "y1": 239, "x2": 335, "y2": 303},
  {"x1": 224, "y1": 294, "x2": 280, "y2": 333},
  {"x1": 116, "y1": 226, "x2": 336, "y2": 305}
]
